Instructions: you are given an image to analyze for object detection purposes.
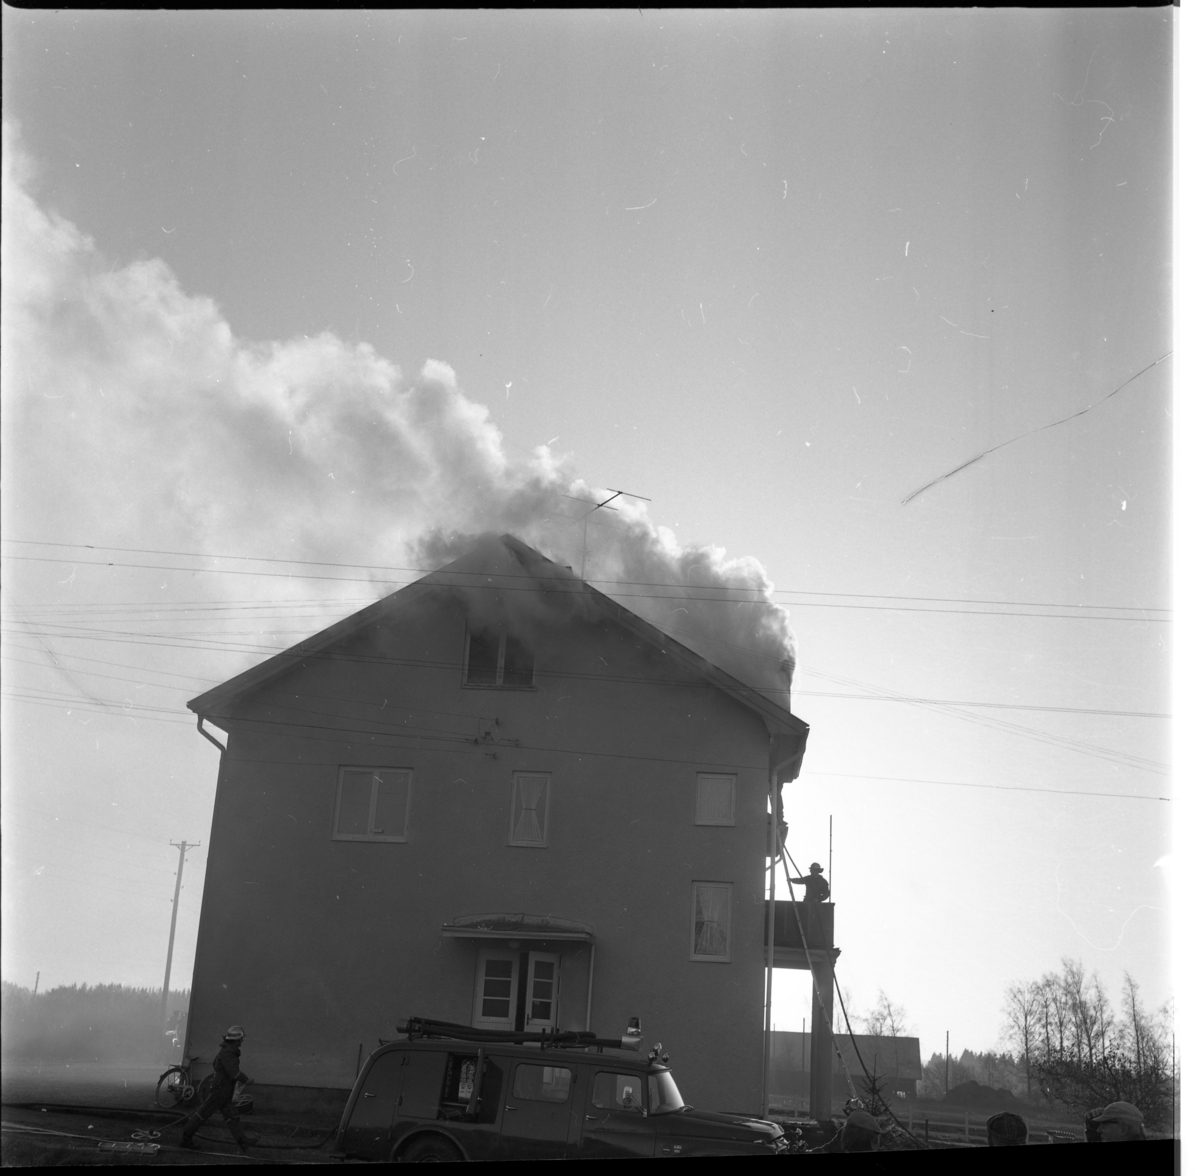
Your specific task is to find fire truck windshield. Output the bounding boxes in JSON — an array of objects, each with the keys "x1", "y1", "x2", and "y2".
[{"x1": 647, "y1": 1069, "x2": 686, "y2": 1114}]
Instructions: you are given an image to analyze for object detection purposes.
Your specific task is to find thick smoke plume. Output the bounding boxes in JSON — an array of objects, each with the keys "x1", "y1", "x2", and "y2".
[{"x1": 2, "y1": 121, "x2": 794, "y2": 701}]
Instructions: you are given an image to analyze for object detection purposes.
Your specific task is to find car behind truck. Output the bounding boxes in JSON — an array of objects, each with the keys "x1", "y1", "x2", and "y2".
[{"x1": 336, "y1": 1018, "x2": 785, "y2": 1161}]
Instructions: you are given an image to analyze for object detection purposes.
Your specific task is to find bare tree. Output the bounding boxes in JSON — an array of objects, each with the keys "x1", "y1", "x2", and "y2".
[
  {"x1": 1007, "y1": 961, "x2": 1175, "y2": 1126},
  {"x1": 863, "y1": 990, "x2": 908, "y2": 1037},
  {"x1": 835, "y1": 986, "x2": 858, "y2": 1035},
  {"x1": 1003, "y1": 980, "x2": 1042, "y2": 1101},
  {"x1": 1123, "y1": 973, "x2": 1147, "y2": 1075}
]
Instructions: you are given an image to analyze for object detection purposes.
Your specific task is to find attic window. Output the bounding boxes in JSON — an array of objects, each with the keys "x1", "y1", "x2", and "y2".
[
  {"x1": 333, "y1": 768, "x2": 412, "y2": 842},
  {"x1": 465, "y1": 628, "x2": 535, "y2": 688}
]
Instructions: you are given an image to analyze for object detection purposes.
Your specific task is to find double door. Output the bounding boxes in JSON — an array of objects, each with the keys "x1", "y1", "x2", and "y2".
[{"x1": 473, "y1": 948, "x2": 559, "y2": 1033}]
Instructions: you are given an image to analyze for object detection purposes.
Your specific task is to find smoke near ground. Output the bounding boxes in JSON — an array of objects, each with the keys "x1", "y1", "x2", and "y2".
[
  {"x1": 0, "y1": 981, "x2": 189, "y2": 1064},
  {"x1": 2, "y1": 119, "x2": 794, "y2": 699}
]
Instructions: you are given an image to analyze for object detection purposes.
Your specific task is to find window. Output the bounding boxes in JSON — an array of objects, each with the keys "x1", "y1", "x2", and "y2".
[
  {"x1": 446, "y1": 1055, "x2": 479, "y2": 1105},
  {"x1": 472, "y1": 948, "x2": 560, "y2": 1031},
  {"x1": 464, "y1": 627, "x2": 535, "y2": 688},
  {"x1": 648, "y1": 1070, "x2": 685, "y2": 1115},
  {"x1": 509, "y1": 773, "x2": 550, "y2": 847},
  {"x1": 690, "y1": 882, "x2": 733, "y2": 962},
  {"x1": 513, "y1": 1065, "x2": 572, "y2": 1103},
  {"x1": 475, "y1": 952, "x2": 518, "y2": 1028},
  {"x1": 524, "y1": 952, "x2": 559, "y2": 1030},
  {"x1": 333, "y1": 768, "x2": 412, "y2": 842},
  {"x1": 440, "y1": 1055, "x2": 504, "y2": 1124},
  {"x1": 695, "y1": 773, "x2": 736, "y2": 826},
  {"x1": 591, "y1": 1072, "x2": 646, "y2": 1112}
]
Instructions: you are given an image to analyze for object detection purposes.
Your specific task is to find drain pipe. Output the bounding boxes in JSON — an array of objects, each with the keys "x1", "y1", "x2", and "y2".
[
  {"x1": 763, "y1": 767, "x2": 780, "y2": 1120},
  {"x1": 585, "y1": 942, "x2": 596, "y2": 1032},
  {"x1": 196, "y1": 715, "x2": 226, "y2": 753},
  {"x1": 762, "y1": 742, "x2": 808, "y2": 1120}
]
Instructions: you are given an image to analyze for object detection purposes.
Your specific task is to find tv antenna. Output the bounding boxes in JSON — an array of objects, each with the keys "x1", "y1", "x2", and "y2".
[{"x1": 557, "y1": 487, "x2": 651, "y2": 580}]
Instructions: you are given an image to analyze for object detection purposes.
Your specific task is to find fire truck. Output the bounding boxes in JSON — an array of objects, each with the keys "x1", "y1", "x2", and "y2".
[{"x1": 336, "y1": 1017, "x2": 786, "y2": 1161}]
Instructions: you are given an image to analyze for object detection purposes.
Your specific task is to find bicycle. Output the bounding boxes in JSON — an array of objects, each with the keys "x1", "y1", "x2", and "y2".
[{"x1": 155, "y1": 1058, "x2": 212, "y2": 1109}]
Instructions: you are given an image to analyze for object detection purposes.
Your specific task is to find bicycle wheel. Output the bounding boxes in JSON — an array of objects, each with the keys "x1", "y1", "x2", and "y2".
[{"x1": 155, "y1": 1066, "x2": 190, "y2": 1108}]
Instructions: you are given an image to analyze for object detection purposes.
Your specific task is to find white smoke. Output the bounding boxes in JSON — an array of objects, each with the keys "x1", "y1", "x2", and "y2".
[{"x1": 2, "y1": 120, "x2": 795, "y2": 701}]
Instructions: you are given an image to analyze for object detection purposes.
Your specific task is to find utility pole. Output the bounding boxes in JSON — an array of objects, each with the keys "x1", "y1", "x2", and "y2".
[
  {"x1": 33, "y1": 971, "x2": 40, "y2": 997},
  {"x1": 945, "y1": 1031, "x2": 950, "y2": 1097},
  {"x1": 161, "y1": 840, "x2": 199, "y2": 1028},
  {"x1": 828, "y1": 816, "x2": 833, "y2": 899}
]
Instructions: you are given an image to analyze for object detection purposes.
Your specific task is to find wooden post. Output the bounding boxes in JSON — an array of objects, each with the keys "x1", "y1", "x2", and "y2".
[
  {"x1": 964, "y1": 1110, "x2": 969, "y2": 1144},
  {"x1": 809, "y1": 957, "x2": 835, "y2": 1121}
]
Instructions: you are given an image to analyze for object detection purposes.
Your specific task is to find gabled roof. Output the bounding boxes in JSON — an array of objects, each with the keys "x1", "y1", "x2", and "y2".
[{"x1": 187, "y1": 534, "x2": 809, "y2": 780}]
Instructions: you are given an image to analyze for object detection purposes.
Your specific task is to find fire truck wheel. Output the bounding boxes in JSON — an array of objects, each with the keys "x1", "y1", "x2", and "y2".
[{"x1": 401, "y1": 1135, "x2": 462, "y2": 1162}]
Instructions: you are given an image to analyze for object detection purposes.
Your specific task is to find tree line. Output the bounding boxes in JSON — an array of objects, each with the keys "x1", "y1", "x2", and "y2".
[
  {"x1": 1003, "y1": 960, "x2": 1175, "y2": 1128},
  {"x1": 836, "y1": 964, "x2": 1175, "y2": 1131},
  {"x1": 1, "y1": 981, "x2": 190, "y2": 1063}
]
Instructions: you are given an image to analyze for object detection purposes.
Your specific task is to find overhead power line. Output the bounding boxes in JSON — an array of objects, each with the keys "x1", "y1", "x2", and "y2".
[
  {"x1": 4, "y1": 653, "x2": 1167, "y2": 777},
  {"x1": 791, "y1": 687, "x2": 1167, "y2": 720},
  {"x1": 3, "y1": 646, "x2": 1167, "y2": 720},
  {"x1": 802, "y1": 770, "x2": 1169, "y2": 804},
  {"x1": 2, "y1": 686, "x2": 1161, "y2": 801},
  {"x1": 800, "y1": 665, "x2": 1167, "y2": 775},
  {"x1": 4, "y1": 613, "x2": 1168, "y2": 773},
  {"x1": 2, "y1": 540, "x2": 1170, "y2": 618}
]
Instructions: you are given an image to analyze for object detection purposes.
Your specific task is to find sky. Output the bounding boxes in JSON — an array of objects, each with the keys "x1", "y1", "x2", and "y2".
[{"x1": 1, "y1": 9, "x2": 1179, "y2": 1058}]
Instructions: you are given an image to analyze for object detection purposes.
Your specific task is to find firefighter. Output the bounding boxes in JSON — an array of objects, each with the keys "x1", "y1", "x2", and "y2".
[
  {"x1": 812, "y1": 1110, "x2": 883, "y2": 1152},
  {"x1": 179, "y1": 1025, "x2": 258, "y2": 1154},
  {"x1": 791, "y1": 862, "x2": 830, "y2": 903}
]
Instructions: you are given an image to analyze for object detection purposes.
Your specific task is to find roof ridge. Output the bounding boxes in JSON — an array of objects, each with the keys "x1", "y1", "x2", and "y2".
[{"x1": 187, "y1": 534, "x2": 808, "y2": 776}]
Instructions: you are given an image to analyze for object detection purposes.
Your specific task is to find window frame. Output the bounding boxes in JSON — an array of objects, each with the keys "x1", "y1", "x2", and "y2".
[
  {"x1": 461, "y1": 625, "x2": 537, "y2": 690},
  {"x1": 511, "y1": 1063, "x2": 574, "y2": 1104},
  {"x1": 694, "y1": 773, "x2": 737, "y2": 826},
  {"x1": 590, "y1": 1071, "x2": 648, "y2": 1113},
  {"x1": 331, "y1": 767, "x2": 413, "y2": 843},
  {"x1": 508, "y1": 772, "x2": 551, "y2": 848},
  {"x1": 689, "y1": 881, "x2": 734, "y2": 963},
  {"x1": 473, "y1": 949, "x2": 519, "y2": 1030},
  {"x1": 523, "y1": 950, "x2": 561, "y2": 1031}
]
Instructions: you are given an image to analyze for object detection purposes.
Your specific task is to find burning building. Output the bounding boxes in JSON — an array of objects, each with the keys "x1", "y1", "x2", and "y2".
[{"x1": 183, "y1": 533, "x2": 810, "y2": 1113}]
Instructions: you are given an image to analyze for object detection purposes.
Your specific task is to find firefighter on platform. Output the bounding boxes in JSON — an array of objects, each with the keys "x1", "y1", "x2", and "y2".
[
  {"x1": 791, "y1": 862, "x2": 830, "y2": 903},
  {"x1": 179, "y1": 1025, "x2": 258, "y2": 1154}
]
